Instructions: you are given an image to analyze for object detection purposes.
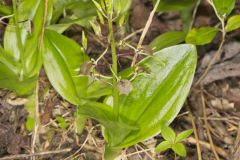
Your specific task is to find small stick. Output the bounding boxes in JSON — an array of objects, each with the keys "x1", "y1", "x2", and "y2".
[
  {"x1": 122, "y1": 28, "x2": 144, "y2": 42},
  {"x1": 195, "y1": 4, "x2": 226, "y2": 86},
  {"x1": 187, "y1": 137, "x2": 228, "y2": 158},
  {"x1": 189, "y1": 0, "x2": 201, "y2": 30},
  {"x1": 201, "y1": 89, "x2": 220, "y2": 160},
  {"x1": 186, "y1": 102, "x2": 202, "y2": 160},
  {"x1": 0, "y1": 148, "x2": 71, "y2": 160},
  {"x1": 131, "y1": 0, "x2": 161, "y2": 67},
  {"x1": 122, "y1": 148, "x2": 154, "y2": 158},
  {"x1": 137, "y1": 0, "x2": 161, "y2": 48}
]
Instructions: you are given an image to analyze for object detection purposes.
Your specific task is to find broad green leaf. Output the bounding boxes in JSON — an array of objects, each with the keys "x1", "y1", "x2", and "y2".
[
  {"x1": 225, "y1": 15, "x2": 240, "y2": 32},
  {"x1": 4, "y1": 0, "x2": 42, "y2": 61},
  {"x1": 186, "y1": 27, "x2": 219, "y2": 45},
  {"x1": 86, "y1": 80, "x2": 112, "y2": 99},
  {"x1": 110, "y1": 44, "x2": 196, "y2": 148},
  {"x1": 0, "y1": 64, "x2": 36, "y2": 95},
  {"x1": 175, "y1": 129, "x2": 193, "y2": 143},
  {"x1": 150, "y1": 31, "x2": 186, "y2": 52},
  {"x1": 43, "y1": 29, "x2": 89, "y2": 105},
  {"x1": 78, "y1": 100, "x2": 139, "y2": 144},
  {"x1": 172, "y1": 143, "x2": 187, "y2": 157},
  {"x1": 161, "y1": 125, "x2": 176, "y2": 143},
  {"x1": 3, "y1": 0, "x2": 53, "y2": 78},
  {"x1": 155, "y1": 140, "x2": 172, "y2": 153},
  {"x1": 211, "y1": 0, "x2": 235, "y2": 19},
  {"x1": 0, "y1": 0, "x2": 53, "y2": 95},
  {"x1": 153, "y1": 0, "x2": 196, "y2": 12},
  {"x1": 102, "y1": 44, "x2": 197, "y2": 148},
  {"x1": 42, "y1": 30, "x2": 112, "y2": 104},
  {"x1": 0, "y1": 49, "x2": 21, "y2": 74}
]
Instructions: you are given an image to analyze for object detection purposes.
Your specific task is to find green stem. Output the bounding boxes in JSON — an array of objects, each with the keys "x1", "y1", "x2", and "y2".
[
  {"x1": 107, "y1": 9, "x2": 119, "y2": 119},
  {"x1": 12, "y1": 0, "x2": 24, "y2": 79}
]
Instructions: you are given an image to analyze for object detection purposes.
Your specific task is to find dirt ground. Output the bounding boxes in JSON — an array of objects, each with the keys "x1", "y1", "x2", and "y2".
[{"x1": 0, "y1": 0, "x2": 240, "y2": 159}]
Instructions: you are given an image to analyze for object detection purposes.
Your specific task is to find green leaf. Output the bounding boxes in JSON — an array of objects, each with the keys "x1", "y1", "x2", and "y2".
[
  {"x1": 56, "y1": 116, "x2": 68, "y2": 130},
  {"x1": 175, "y1": 129, "x2": 193, "y2": 143},
  {"x1": 186, "y1": 27, "x2": 219, "y2": 45},
  {"x1": 150, "y1": 31, "x2": 186, "y2": 52},
  {"x1": 0, "y1": 5, "x2": 12, "y2": 15},
  {"x1": 211, "y1": 0, "x2": 235, "y2": 19},
  {"x1": 3, "y1": 0, "x2": 53, "y2": 78},
  {"x1": 26, "y1": 117, "x2": 35, "y2": 131},
  {"x1": 51, "y1": 0, "x2": 97, "y2": 32},
  {"x1": 0, "y1": 0, "x2": 53, "y2": 95},
  {"x1": 161, "y1": 125, "x2": 176, "y2": 143},
  {"x1": 4, "y1": 0, "x2": 43, "y2": 61},
  {"x1": 43, "y1": 29, "x2": 89, "y2": 105},
  {"x1": 0, "y1": 63, "x2": 36, "y2": 95},
  {"x1": 225, "y1": 15, "x2": 240, "y2": 32},
  {"x1": 74, "y1": 110, "x2": 86, "y2": 134},
  {"x1": 153, "y1": 0, "x2": 196, "y2": 12},
  {"x1": 104, "y1": 145, "x2": 122, "y2": 160},
  {"x1": 25, "y1": 95, "x2": 36, "y2": 131},
  {"x1": 52, "y1": 0, "x2": 96, "y2": 23},
  {"x1": 114, "y1": 0, "x2": 131, "y2": 14},
  {"x1": 78, "y1": 100, "x2": 139, "y2": 144},
  {"x1": 155, "y1": 140, "x2": 172, "y2": 153},
  {"x1": 103, "y1": 44, "x2": 197, "y2": 148},
  {"x1": 172, "y1": 143, "x2": 187, "y2": 157}
]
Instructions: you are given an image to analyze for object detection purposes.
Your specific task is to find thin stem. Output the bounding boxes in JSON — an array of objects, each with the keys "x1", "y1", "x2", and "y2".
[
  {"x1": 186, "y1": 102, "x2": 202, "y2": 160},
  {"x1": 107, "y1": 3, "x2": 119, "y2": 118},
  {"x1": 189, "y1": 0, "x2": 201, "y2": 30},
  {"x1": 0, "y1": 148, "x2": 71, "y2": 160},
  {"x1": 195, "y1": 19, "x2": 225, "y2": 86},
  {"x1": 137, "y1": 0, "x2": 161, "y2": 48},
  {"x1": 201, "y1": 89, "x2": 220, "y2": 160},
  {"x1": 132, "y1": 0, "x2": 161, "y2": 67}
]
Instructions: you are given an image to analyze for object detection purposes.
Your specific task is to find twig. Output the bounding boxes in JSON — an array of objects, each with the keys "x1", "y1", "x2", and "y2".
[
  {"x1": 186, "y1": 102, "x2": 202, "y2": 160},
  {"x1": 122, "y1": 28, "x2": 144, "y2": 42},
  {"x1": 187, "y1": 137, "x2": 228, "y2": 158},
  {"x1": 0, "y1": 148, "x2": 71, "y2": 160},
  {"x1": 64, "y1": 134, "x2": 89, "y2": 160},
  {"x1": 195, "y1": 36, "x2": 225, "y2": 86},
  {"x1": 136, "y1": 144, "x2": 154, "y2": 160},
  {"x1": 64, "y1": 125, "x2": 100, "y2": 160},
  {"x1": 122, "y1": 148, "x2": 154, "y2": 158},
  {"x1": 137, "y1": 0, "x2": 161, "y2": 48},
  {"x1": 195, "y1": 5, "x2": 226, "y2": 86},
  {"x1": 189, "y1": 0, "x2": 201, "y2": 30},
  {"x1": 131, "y1": 0, "x2": 161, "y2": 67},
  {"x1": 201, "y1": 89, "x2": 220, "y2": 160}
]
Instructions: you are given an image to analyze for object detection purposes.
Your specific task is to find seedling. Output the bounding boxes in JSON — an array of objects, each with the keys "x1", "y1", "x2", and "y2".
[{"x1": 155, "y1": 126, "x2": 193, "y2": 158}]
